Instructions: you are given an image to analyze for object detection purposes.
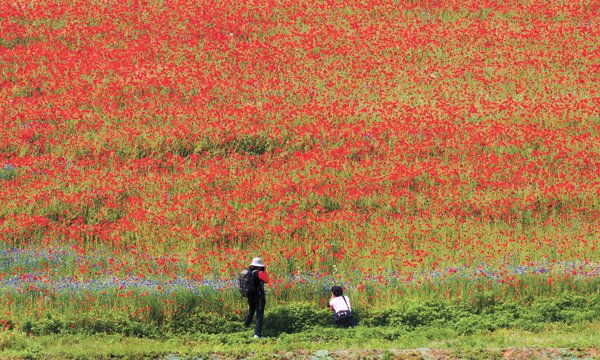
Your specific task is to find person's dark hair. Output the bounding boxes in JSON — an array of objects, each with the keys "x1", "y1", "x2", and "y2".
[
  {"x1": 250, "y1": 265, "x2": 265, "y2": 271},
  {"x1": 330, "y1": 286, "x2": 343, "y2": 297}
]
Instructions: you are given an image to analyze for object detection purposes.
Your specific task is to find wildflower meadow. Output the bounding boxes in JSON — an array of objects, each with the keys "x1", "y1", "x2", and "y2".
[{"x1": 1, "y1": 0, "x2": 599, "y2": 350}]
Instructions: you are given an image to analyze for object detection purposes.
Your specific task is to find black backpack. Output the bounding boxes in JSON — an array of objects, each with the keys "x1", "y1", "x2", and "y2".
[{"x1": 238, "y1": 269, "x2": 256, "y2": 297}]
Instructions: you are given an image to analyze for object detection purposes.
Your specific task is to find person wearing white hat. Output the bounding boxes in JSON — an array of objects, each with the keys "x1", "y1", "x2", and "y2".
[{"x1": 244, "y1": 257, "x2": 270, "y2": 338}]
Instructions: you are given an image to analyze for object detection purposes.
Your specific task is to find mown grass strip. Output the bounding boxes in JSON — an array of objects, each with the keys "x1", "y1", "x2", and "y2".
[{"x1": 1, "y1": 321, "x2": 599, "y2": 359}]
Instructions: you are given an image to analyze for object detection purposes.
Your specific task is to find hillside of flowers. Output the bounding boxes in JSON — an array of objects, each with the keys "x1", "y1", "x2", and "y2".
[{"x1": 1, "y1": 0, "x2": 599, "y2": 330}]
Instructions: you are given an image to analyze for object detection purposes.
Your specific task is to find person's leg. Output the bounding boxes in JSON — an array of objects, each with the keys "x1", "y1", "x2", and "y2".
[
  {"x1": 254, "y1": 296, "x2": 265, "y2": 337},
  {"x1": 244, "y1": 295, "x2": 257, "y2": 328},
  {"x1": 343, "y1": 317, "x2": 353, "y2": 328}
]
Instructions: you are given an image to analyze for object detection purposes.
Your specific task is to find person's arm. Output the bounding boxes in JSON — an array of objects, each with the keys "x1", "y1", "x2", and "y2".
[{"x1": 258, "y1": 270, "x2": 269, "y2": 283}]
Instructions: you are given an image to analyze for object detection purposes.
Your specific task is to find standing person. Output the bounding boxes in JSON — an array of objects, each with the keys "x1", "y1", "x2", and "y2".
[
  {"x1": 329, "y1": 286, "x2": 356, "y2": 328},
  {"x1": 244, "y1": 257, "x2": 269, "y2": 338}
]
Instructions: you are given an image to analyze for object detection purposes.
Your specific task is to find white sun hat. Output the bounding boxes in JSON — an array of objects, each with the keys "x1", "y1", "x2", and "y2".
[{"x1": 250, "y1": 257, "x2": 265, "y2": 267}]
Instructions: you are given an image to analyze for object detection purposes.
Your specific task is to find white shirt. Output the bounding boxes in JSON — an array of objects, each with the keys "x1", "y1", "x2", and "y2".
[{"x1": 329, "y1": 296, "x2": 351, "y2": 313}]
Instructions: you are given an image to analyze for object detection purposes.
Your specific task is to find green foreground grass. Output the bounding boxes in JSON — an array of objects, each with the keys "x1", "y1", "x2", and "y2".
[
  {"x1": 1, "y1": 322, "x2": 600, "y2": 359},
  {"x1": 3, "y1": 292, "x2": 600, "y2": 358}
]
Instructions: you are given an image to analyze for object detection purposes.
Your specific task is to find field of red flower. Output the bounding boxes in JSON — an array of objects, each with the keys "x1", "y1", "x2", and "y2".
[{"x1": 1, "y1": 0, "x2": 599, "y2": 326}]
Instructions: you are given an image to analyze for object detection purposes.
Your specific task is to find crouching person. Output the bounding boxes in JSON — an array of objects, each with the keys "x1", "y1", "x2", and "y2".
[{"x1": 329, "y1": 286, "x2": 356, "y2": 328}]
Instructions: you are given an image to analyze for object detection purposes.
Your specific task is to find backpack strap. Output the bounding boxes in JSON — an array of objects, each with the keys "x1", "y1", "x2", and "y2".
[
  {"x1": 251, "y1": 270, "x2": 261, "y2": 289},
  {"x1": 341, "y1": 296, "x2": 351, "y2": 311}
]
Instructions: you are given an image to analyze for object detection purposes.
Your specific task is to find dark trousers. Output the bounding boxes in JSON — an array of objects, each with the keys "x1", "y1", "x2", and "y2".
[
  {"x1": 244, "y1": 293, "x2": 265, "y2": 336},
  {"x1": 334, "y1": 315, "x2": 357, "y2": 328}
]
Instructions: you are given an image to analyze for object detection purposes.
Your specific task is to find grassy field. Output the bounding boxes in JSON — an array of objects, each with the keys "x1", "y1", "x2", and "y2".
[
  {"x1": 1, "y1": 293, "x2": 600, "y2": 358},
  {"x1": 1, "y1": 0, "x2": 599, "y2": 357},
  {"x1": 1, "y1": 322, "x2": 600, "y2": 359}
]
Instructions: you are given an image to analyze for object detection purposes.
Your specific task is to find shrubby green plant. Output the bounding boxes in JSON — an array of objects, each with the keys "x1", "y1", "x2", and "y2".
[
  {"x1": 348, "y1": 293, "x2": 600, "y2": 336},
  {"x1": 168, "y1": 308, "x2": 240, "y2": 335},
  {"x1": 21, "y1": 312, "x2": 158, "y2": 338},
  {"x1": 453, "y1": 315, "x2": 496, "y2": 335},
  {"x1": 0, "y1": 330, "x2": 29, "y2": 351},
  {"x1": 5, "y1": 293, "x2": 600, "y2": 338},
  {"x1": 263, "y1": 303, "x2": 331, "y2": 335}
]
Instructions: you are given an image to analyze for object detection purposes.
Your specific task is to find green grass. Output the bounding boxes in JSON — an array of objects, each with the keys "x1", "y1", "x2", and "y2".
[
  {"x1": 1, "y1": 322, "x2": 599, "y2": 359},
  {"x1": 1, "y1": 292, "x2": 600, "y2": 359}
]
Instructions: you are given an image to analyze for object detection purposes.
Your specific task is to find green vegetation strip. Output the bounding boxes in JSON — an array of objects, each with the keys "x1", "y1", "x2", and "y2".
[
  {"x1": 1, "y1": 322, "x2": 599, "y2": 359},
  {"x1": 7, "y1": 293, "x2": 600, "y2": 337},
  {"x1": 2, "y1": 293, "x2": 600, "y2": 358}
]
